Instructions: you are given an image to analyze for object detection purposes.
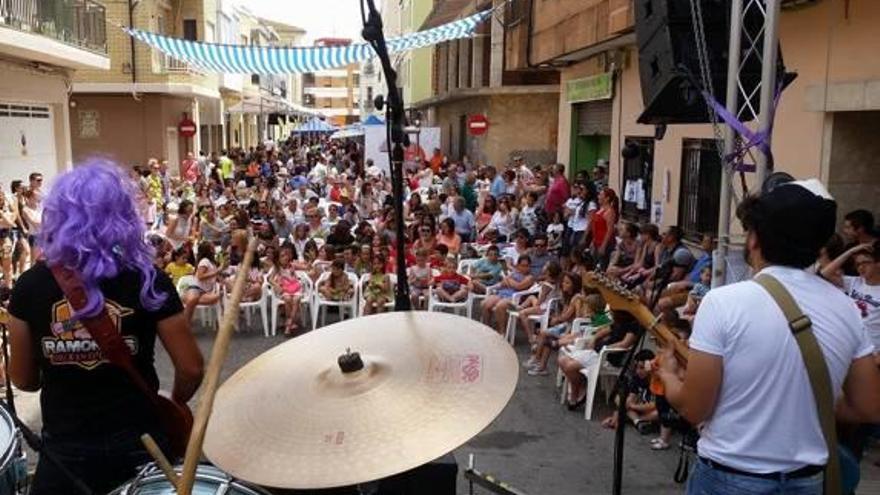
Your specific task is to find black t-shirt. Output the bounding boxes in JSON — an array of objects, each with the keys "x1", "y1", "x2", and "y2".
[
  {"x1": 8, "y1": 263, "x2": 183, "y2": 437},
  {"x1": 596, "y1": 320, "x2": 644, "y2": 367}
]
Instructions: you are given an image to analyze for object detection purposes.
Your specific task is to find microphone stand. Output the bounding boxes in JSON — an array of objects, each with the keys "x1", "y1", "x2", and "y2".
[
  {"x1": 610, "y1": 263, "x2": 674, "y2": 495},
  {"x1": 361, "y1": 0, "x2": 412, "y2": 311}
]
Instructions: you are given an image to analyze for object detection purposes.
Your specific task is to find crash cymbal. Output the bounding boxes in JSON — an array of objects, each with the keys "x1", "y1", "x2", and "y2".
[{"x1": 204, "y1": 311, "x2": 518, "y2": 489}]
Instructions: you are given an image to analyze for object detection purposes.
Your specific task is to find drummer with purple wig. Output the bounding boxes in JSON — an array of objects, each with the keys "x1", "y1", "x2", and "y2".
[{"x1": 6, "y1": 160, "x2": 204, "y2": 494}]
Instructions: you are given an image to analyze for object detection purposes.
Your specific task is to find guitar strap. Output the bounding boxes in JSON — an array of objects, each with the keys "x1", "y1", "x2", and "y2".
[
  {"x1": 48, "y1": 265, "x2": 161, "y2": 409},
  {"x1": 754, "y1": 274, "x2": 841, "y2": 495}
]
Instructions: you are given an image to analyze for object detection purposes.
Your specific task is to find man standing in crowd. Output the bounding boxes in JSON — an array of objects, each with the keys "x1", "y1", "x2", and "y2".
[
  {"x1": 659, "y1": 179, "x2": 880, "y2": 494},
  {"x1": 181, "y1": 151, "x2": 199, "y2": 184},
  {"x1": 544, "y1": 164, "x2": 570, "y2": 218},
  {"x1": 593, "y1": 160, "x2": 609, "y2": 192},
  {"x1": 219, "y1": 150, "x2": 235, "y2": 181}
]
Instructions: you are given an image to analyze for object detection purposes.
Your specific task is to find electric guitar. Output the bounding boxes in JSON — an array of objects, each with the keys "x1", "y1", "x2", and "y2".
[{"x1": 583, "y1": 271, "x2": 689, "y2": 367}]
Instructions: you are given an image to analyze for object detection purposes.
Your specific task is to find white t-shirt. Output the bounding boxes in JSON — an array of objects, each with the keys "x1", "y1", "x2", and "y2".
[
  {"x1": 690, "y1": 265, "x2": 873, "y2": 473},
  {"x1": 489, "y1": 211, "x2": 516, "y2": 238},
  {"x1": 197, "y1": 258, "x2": 218, "y2": 292},
  {"x1": 564, "y1": 198, "x2": 594, "y2": 232},
  {"x1": 842, "y1": 276, "x2": 880, "y2": 352}
]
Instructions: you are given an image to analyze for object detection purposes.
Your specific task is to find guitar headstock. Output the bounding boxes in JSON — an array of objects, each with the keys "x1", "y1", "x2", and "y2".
[{"x1": 582, "y1": 271, "x2": 640, "y2": 311}]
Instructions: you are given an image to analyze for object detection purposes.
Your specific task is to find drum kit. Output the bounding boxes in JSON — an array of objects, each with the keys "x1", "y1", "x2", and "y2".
[
  {"x1": 4, "y1": 310, "x2": 519, "y2": 494},
  {"x1": 136, "y1": 311, "x2": 517, "y2": 494}
]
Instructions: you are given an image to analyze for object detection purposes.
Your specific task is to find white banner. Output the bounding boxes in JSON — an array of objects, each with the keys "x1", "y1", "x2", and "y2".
[{"x1": 365, "y1": 126, "x2": 440, "y2": 177}]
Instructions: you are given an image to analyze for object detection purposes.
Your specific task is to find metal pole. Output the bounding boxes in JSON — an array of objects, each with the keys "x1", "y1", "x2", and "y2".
[
  {"x1": 713, "y1": 0, "x2": 743, "y2": 289},
  {"x1": 754, "y1": 0, "x2": 782, "y2": 186}
]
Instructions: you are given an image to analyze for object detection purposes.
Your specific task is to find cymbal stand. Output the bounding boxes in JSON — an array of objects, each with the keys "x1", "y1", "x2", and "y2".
[
  {"x1": 360, "y1": 0, "x2": 412, "y2": 311},
  {"x1": 464, "y1": 454, "x2": 529, "y2": 495}
]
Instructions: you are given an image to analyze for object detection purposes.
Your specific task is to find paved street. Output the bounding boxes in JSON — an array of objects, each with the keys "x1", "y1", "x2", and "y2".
[{"x1": 13, "y1": 316, "x2": 880, "y2": 494}]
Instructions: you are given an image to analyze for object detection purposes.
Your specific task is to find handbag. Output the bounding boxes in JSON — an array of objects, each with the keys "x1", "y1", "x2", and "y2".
[
  {"x1": 755, "y1": 274, "x2": 857, "y2": 495},
  {"x1": 49, "y1": 265, "x2": 193, "y2": 459}
]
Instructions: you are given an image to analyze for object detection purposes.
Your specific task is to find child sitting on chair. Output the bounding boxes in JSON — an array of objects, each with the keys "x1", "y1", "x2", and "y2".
[
  {"x1": 433, "y1": 256, "x2": 470, "y2": 303},
  {"x1": 468, "y1": 245, "x2": 506, "y2": 295},
  {"x1": 408, "y1": 248, "x2": 433, "y2": 309},
  {"x1": 318, "y1": 259, "x2": 353, "y2": 302},
  {"x1": 272, "y1": 244, "x2": 303, "y2": 336},
  {"x1": 363, "y1": 256, "x2": 392, "y2": 315},
  {"x1": 165, "y1": 247, "x2": 194, "y2": 286}
]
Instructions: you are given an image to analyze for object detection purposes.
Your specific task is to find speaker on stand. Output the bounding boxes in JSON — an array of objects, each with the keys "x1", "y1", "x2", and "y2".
[{"x1": 633, "y1": 0, "x2": 788, "y2": 125}]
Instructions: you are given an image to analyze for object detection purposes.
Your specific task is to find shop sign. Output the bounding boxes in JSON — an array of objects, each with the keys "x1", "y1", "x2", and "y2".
[{"x1": 566, "y1": 72, "x2": 613, "y2": 104}]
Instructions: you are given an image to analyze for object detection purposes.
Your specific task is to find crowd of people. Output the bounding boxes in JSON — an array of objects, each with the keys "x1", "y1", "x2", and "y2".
[{"x1": 4, "y1": 129, "x2": 878, "y2": 493}]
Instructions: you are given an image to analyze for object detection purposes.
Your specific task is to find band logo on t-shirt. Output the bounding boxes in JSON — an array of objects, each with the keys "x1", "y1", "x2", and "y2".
[
  {"x1": 42, "y1": 298, "x2": 137, "y2": 370},
  {"x1": 848, "y1": 287, "x2": 880, "y2": 319}
]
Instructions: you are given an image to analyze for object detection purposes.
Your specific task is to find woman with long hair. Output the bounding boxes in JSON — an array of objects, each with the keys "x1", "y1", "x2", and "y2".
[
  {"x1": 165, "y1": 199, "x2": 194, "y2": 250},
  {"x1": 7, "y1": 161, "x2": 203, "y2": 494},
  {"x1": 589, "y1": 188, "x2": 619, "y2": 269}
]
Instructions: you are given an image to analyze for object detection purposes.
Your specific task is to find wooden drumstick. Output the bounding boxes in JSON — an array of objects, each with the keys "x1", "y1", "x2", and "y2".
[
  {"x1": 178, "y1": 239, "x2": 258, "y2": 495},
  {"x1": 140, "y1": 433, "x2": 180, "y2": 488}
]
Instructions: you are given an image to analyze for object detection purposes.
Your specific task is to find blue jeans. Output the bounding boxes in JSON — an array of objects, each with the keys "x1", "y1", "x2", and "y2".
[{"x1": 687, "y1": 458, "x2": 823, "y2": 495}]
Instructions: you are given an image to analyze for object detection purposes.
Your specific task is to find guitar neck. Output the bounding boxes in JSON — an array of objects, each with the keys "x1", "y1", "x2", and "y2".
[{"x1": 582, "y1": 273, "x2": 689, "y2": 367}]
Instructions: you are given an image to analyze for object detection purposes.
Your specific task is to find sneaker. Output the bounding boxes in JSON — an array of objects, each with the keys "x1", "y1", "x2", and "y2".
[
  {"x1": 522, "y1": 357, "x2": 537, "y2": 369},
  {"x1": 651, "y1": 439, "x2": 670, "y2": 450},
  {"x1": 527, "y1": 367, "x2": 548, "y2": 376}
]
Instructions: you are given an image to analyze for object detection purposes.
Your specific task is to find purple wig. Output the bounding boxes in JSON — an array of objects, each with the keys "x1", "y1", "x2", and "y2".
[{"x1": 39, "y1": 159, "x2": 166, "y2": 318}]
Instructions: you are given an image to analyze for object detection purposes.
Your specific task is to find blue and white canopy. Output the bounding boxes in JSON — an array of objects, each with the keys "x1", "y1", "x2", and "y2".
[
  {"x1": 293, "y1": 117, "x2": 337, "y2": 133},
  {"x1": 125, "y1": 10, "x2": 491, "y2": 74}
]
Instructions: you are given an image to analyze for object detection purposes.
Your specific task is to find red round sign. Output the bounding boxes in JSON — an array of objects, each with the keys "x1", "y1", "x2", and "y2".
[
  {"x1": 467, "y1": 114, "x2": 489, "y2": 136},
  {"x1": 178, "y1": 118, "x2": 197, "y2": 138}
]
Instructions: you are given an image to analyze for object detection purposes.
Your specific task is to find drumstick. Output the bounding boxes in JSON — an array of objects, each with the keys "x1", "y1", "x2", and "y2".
[
  {"x1": 178, "y1": 239, "x2": 258, "y2": 495},
  {"x1": 140, "y1": 433, "x2": 180, "y2": 488}
]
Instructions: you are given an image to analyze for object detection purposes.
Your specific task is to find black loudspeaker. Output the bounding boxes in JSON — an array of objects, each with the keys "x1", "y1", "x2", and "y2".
[
  {"x1": 278, "y1": 453, "x2": 458, "y2": 495},
  {"x1": 634, "y1": 0, "x2": 782, "y2": 125}
]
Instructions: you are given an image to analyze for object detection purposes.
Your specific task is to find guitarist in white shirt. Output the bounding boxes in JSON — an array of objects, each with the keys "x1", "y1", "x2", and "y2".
[{"x1": 658, "y1": 179, "x2": 880, "y2": 494}]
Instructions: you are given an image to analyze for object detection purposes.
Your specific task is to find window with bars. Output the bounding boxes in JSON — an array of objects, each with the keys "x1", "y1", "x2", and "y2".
[
  {"x1": 621, "y1": 137, "x2": 655, "y2": 224},
  {"x1": 678, "y1": 139, "x2": 722, "y2": 241}
]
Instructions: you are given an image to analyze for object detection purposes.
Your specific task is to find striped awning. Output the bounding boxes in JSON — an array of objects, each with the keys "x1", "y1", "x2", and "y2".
[{"x1": 125, "y1": 10, "x2": 491, "y2": 74}]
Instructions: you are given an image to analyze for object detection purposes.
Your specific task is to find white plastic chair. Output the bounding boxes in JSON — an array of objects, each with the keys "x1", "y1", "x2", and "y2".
[
  {"x1": 221, "y1": 271, "x2": 269, "y2": 336},
  {"x1": 176, "y1": 275, "x2": 223, "y2": 331},
  {"x1": 495, "y1": 284, "x2": 540, "y2": 345},
  {"x1": 558, "y1": 346, "x2": 629, "y2": 420},
  {"x1": 427, "y1": 274, "x2": 472, "y2": 318},
  {"x1": 358, "y1": 273, "x2": 396, "y2": 316},
  {"x1": 312, "y1": 271, "x2": 359, "y2": 329}
]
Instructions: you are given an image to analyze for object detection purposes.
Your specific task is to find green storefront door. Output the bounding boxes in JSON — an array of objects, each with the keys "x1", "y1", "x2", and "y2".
[{"x1": 571, "y1": 134, "x2": 610, "y2": 180}]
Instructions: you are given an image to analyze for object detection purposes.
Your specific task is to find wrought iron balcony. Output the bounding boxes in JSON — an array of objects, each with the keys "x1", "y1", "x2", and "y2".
[{"x1": 0, "y1": 0, "x2": 107, "y2": 54}]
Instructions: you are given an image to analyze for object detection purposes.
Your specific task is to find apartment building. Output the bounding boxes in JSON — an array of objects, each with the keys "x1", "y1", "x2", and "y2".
[
  {"x1": 0, "y1": 0, "x2": 109, "y2": 187},
  {"x1": 70, "y1": 0, "x2": 223, "y2": 171},
  {"x1": 415, "y1": 0, "x2": 560, "y2": 168},
  {"x1": 512, "y1": 0, "x2": 880, "y2": 239},
  {"x1": 303, "y1": 38, "x2": 361, "y2": 127}
]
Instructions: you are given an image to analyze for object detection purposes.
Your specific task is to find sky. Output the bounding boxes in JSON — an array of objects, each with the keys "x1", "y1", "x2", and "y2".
[{"x1": 237, "y1": 0, "x2": 367, "y2": 44}]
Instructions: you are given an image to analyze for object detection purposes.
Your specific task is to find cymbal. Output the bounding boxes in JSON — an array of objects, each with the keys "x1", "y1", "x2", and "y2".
[{"x1": 203, "y1": 311, "x2": 518, "y2": 489}]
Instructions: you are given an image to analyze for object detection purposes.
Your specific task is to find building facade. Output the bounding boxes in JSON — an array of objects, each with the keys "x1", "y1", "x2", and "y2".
[
  {"x1": 416, "y1": 0, "x2": 560, "y2": 168},
  {"x1": 0, "y1": 0, "x2": 109, "y2": 186},
  {"x1": 303, "y1": 38, "x2": 361, "y2": 127},
  {"x1": 516, "y1": 0, "x2": 880, "y2": 240},
  {"x1": 70, "y1": 0, "x2": 223, "y2": 171}
]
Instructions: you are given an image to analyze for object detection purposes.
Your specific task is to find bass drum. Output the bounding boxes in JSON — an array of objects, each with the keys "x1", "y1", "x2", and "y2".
[
  {"x1": 111, "y1": 463, "x2": 272, "y2": 495},
  {"x1": 0, "y1": 404, "x2": 26, "y2": 494}
]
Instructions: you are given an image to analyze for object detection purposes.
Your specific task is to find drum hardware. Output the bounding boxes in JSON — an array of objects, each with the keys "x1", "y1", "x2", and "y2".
[{"x1": 464, "y1": 454, "x2": 528, "y2": 495}]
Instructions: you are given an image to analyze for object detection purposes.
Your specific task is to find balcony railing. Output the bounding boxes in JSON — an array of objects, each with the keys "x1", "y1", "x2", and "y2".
[
  {"x1": 160, "y1": 54, "x2": 203, "y2": 74},
  {"x1": 253, "y1": 73, "x2": 288, "y2": 99},
  {"x1": 0, "y1": 0, "x2": 107, "y2": 54}
]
